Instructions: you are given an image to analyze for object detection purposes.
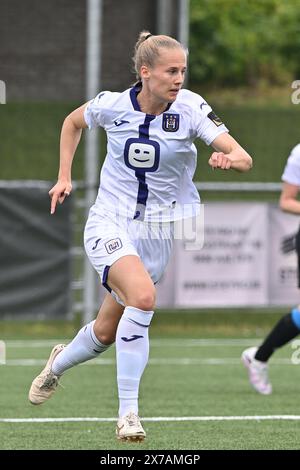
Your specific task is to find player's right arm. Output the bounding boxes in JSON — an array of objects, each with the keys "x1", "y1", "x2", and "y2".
[{"x1": 49, "y1": 103, "x2": 88, "y2": 214}]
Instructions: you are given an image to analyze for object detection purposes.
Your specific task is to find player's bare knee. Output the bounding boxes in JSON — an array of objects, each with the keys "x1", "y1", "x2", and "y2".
[{"x1": 128, "y1": 290, "x2": 156, "y2": 311}]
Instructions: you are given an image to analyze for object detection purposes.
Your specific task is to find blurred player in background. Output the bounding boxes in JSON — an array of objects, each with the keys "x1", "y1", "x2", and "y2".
[
  {"x1": 28, "y1": 31, "x2": 252, "y2": 441},
  {"x1": 242, "y1": 143, "x2": 300, "y2": 395}
]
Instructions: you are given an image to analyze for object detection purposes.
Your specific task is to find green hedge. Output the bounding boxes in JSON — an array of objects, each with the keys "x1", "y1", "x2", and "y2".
[
  {"x1": 1, "y1": 102, "x2": 299, "y2": 187},
  {"x1": 196, "y1": 106, "x2": 300, "y2": 183},
  {"x1": 189, "y1": 0, "x2": 300, "y2": 87}
]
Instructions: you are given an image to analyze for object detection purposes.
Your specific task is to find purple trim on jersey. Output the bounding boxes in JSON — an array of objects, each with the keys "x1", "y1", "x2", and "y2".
[
  {"x1": 133, "y1": 114, "x2": 156, "y2": 220},
  {"x1": 102, "y1": 265, "x2": 112, "y2": 293},
  {"x1": 129, "y1": 84, "x2": 171, "y2": 220},
  {"x1": 130, "y1": 84, "x2": 141, "y2": 111},
  {"x1": 129, "y1": 83, "x2": 172, "y2": 113},
  {"x1": 139, "y1": 114, "x2": 155, "y2": 138},
  {"x1": 134, "y1": 172, "x2": 148, "y2": 220}
]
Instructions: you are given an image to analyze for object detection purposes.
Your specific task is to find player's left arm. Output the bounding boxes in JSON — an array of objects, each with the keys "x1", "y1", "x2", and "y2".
[{"x1": 209, "y1": 133, "x2": 253, "y2": 172}]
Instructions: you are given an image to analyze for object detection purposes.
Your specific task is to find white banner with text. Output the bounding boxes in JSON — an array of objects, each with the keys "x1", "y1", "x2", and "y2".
[{"x1": 156, "y1": 202, "x2": 299, "y2": 308}]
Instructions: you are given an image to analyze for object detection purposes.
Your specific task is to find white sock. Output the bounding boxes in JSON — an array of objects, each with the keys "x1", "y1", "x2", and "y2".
[
  {"x1": 52, "y1": 320, "x2": 110, "y2": 376},
  {"x1": 116, "y1": 306, "x2": 154, "y2": 418}
]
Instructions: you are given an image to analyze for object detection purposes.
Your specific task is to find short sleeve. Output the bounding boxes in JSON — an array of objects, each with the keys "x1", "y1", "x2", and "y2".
[
  {"x1": 282, "y1": 144, "x2": 300, "y2": 186},
  {"x1": 84, "y1": 91, "x2": 111, "y2": 129},
  {"x1": 195, "y1": 106, "x2": 229, "y2": 145}
]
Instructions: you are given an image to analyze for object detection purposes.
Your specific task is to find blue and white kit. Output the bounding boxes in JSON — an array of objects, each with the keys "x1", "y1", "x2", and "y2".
[{"x1": 83, "y1": 83, "x2": 228, "y2": 299}]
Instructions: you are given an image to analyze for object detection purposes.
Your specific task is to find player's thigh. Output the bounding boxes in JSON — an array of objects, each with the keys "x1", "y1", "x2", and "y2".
[
  {"x1": 107, "y1": 255, "x2": 156, "y2": 310},
  {"x1": 84, "y1": 211, "x2": 138, "y2": 287}
]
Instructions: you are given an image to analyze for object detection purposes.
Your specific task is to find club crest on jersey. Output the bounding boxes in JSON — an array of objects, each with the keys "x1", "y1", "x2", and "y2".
[{"x1": 162, "y1": 113, "x2": 180, "y2": 132}]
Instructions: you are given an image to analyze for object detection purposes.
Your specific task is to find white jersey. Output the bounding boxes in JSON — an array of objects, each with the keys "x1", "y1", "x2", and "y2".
[
  {"x1": 282, "y1": 144, "x2": 300, "y2": 186},
  {"x1": 84, "y1": 84, "x2": 228, "y2": 221}
]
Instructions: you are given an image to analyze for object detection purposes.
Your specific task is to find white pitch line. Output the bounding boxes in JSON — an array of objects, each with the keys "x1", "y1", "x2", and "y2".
[
  {"x1": 1, "y1": 415, "x2": 300, "y2": 423},
  {"x1": 2, "y1": 357, "x2": 295, "y2": 366},
  {"x1": 4, "y1": 338, "x2": 262, "y2": 348},
  {"x1": 151, "y1": 339, "x2": 262, "y2": 347}
]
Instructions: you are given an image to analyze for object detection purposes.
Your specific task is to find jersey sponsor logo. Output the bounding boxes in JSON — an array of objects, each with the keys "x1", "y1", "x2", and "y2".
[
  {"x1": 124, "y1": 138, "x2": 160, "y2": 171},
  {"x1": 105, "y1": 238, "x2": 123, "y2": 254},
  {"x1": 121, "y1": 334, "x2": 144, "y2": 342},
  {"x1": 207, "y1": 111, "x2": 223, "y2": 127},
  {"x1": 114, "y1": 119, "x2": 130, "y2": 127},
  {"x1": 162, "y1": 113, "x2": 180, "y2": 132}
]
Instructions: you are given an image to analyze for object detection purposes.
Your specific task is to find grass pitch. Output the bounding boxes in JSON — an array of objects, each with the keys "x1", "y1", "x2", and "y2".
[{"x1": 1, "y1": 332, "x2": 300, "y2": 450}]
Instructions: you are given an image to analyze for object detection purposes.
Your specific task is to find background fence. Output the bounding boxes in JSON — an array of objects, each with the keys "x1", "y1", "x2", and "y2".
[
  {"x1": 0, "y1": 182, "x2": 73, "y2": 319},
  {"x1": 0, "y1": 180, "x2": 298, "y2": 319}
]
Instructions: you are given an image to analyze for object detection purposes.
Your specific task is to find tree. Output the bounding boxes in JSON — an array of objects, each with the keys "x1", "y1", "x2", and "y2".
[{"x1": 189, "y1": 0, "x2": 300, "y2": 87}]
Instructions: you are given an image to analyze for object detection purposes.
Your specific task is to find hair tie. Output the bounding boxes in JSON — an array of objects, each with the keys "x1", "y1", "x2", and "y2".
[{"x1": 144, "y1": 34, "x2": 152, "y2": 40}]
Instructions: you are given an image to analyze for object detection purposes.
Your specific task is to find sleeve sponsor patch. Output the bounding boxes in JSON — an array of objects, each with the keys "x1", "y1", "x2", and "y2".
[{"x1": 207, "y1": 111, "x2": 223, "y2": 127}]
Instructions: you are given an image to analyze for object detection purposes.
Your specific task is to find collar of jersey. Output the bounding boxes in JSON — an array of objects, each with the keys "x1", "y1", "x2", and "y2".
[{"x1": 130, "y1": 82, "x2": 172, "y2": 115}]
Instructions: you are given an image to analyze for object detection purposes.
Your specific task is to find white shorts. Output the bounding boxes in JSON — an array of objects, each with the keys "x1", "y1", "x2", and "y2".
[{"x1": 84, "y1": 207, "x2": 174, "y2": 301}]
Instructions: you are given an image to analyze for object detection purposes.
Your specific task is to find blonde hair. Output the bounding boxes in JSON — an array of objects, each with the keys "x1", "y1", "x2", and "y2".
[{"x1": 133, "y1": 30, "x2": 186, "y2": 80}]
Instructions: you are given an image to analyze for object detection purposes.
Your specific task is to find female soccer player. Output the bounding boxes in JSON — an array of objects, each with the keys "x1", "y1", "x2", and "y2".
[
  {"x1": 29, "y1": 31, "x2": 252, "y2": 442},
  {"x1": 242, "y1": 143, "x2": 300, "y2": 395}
]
